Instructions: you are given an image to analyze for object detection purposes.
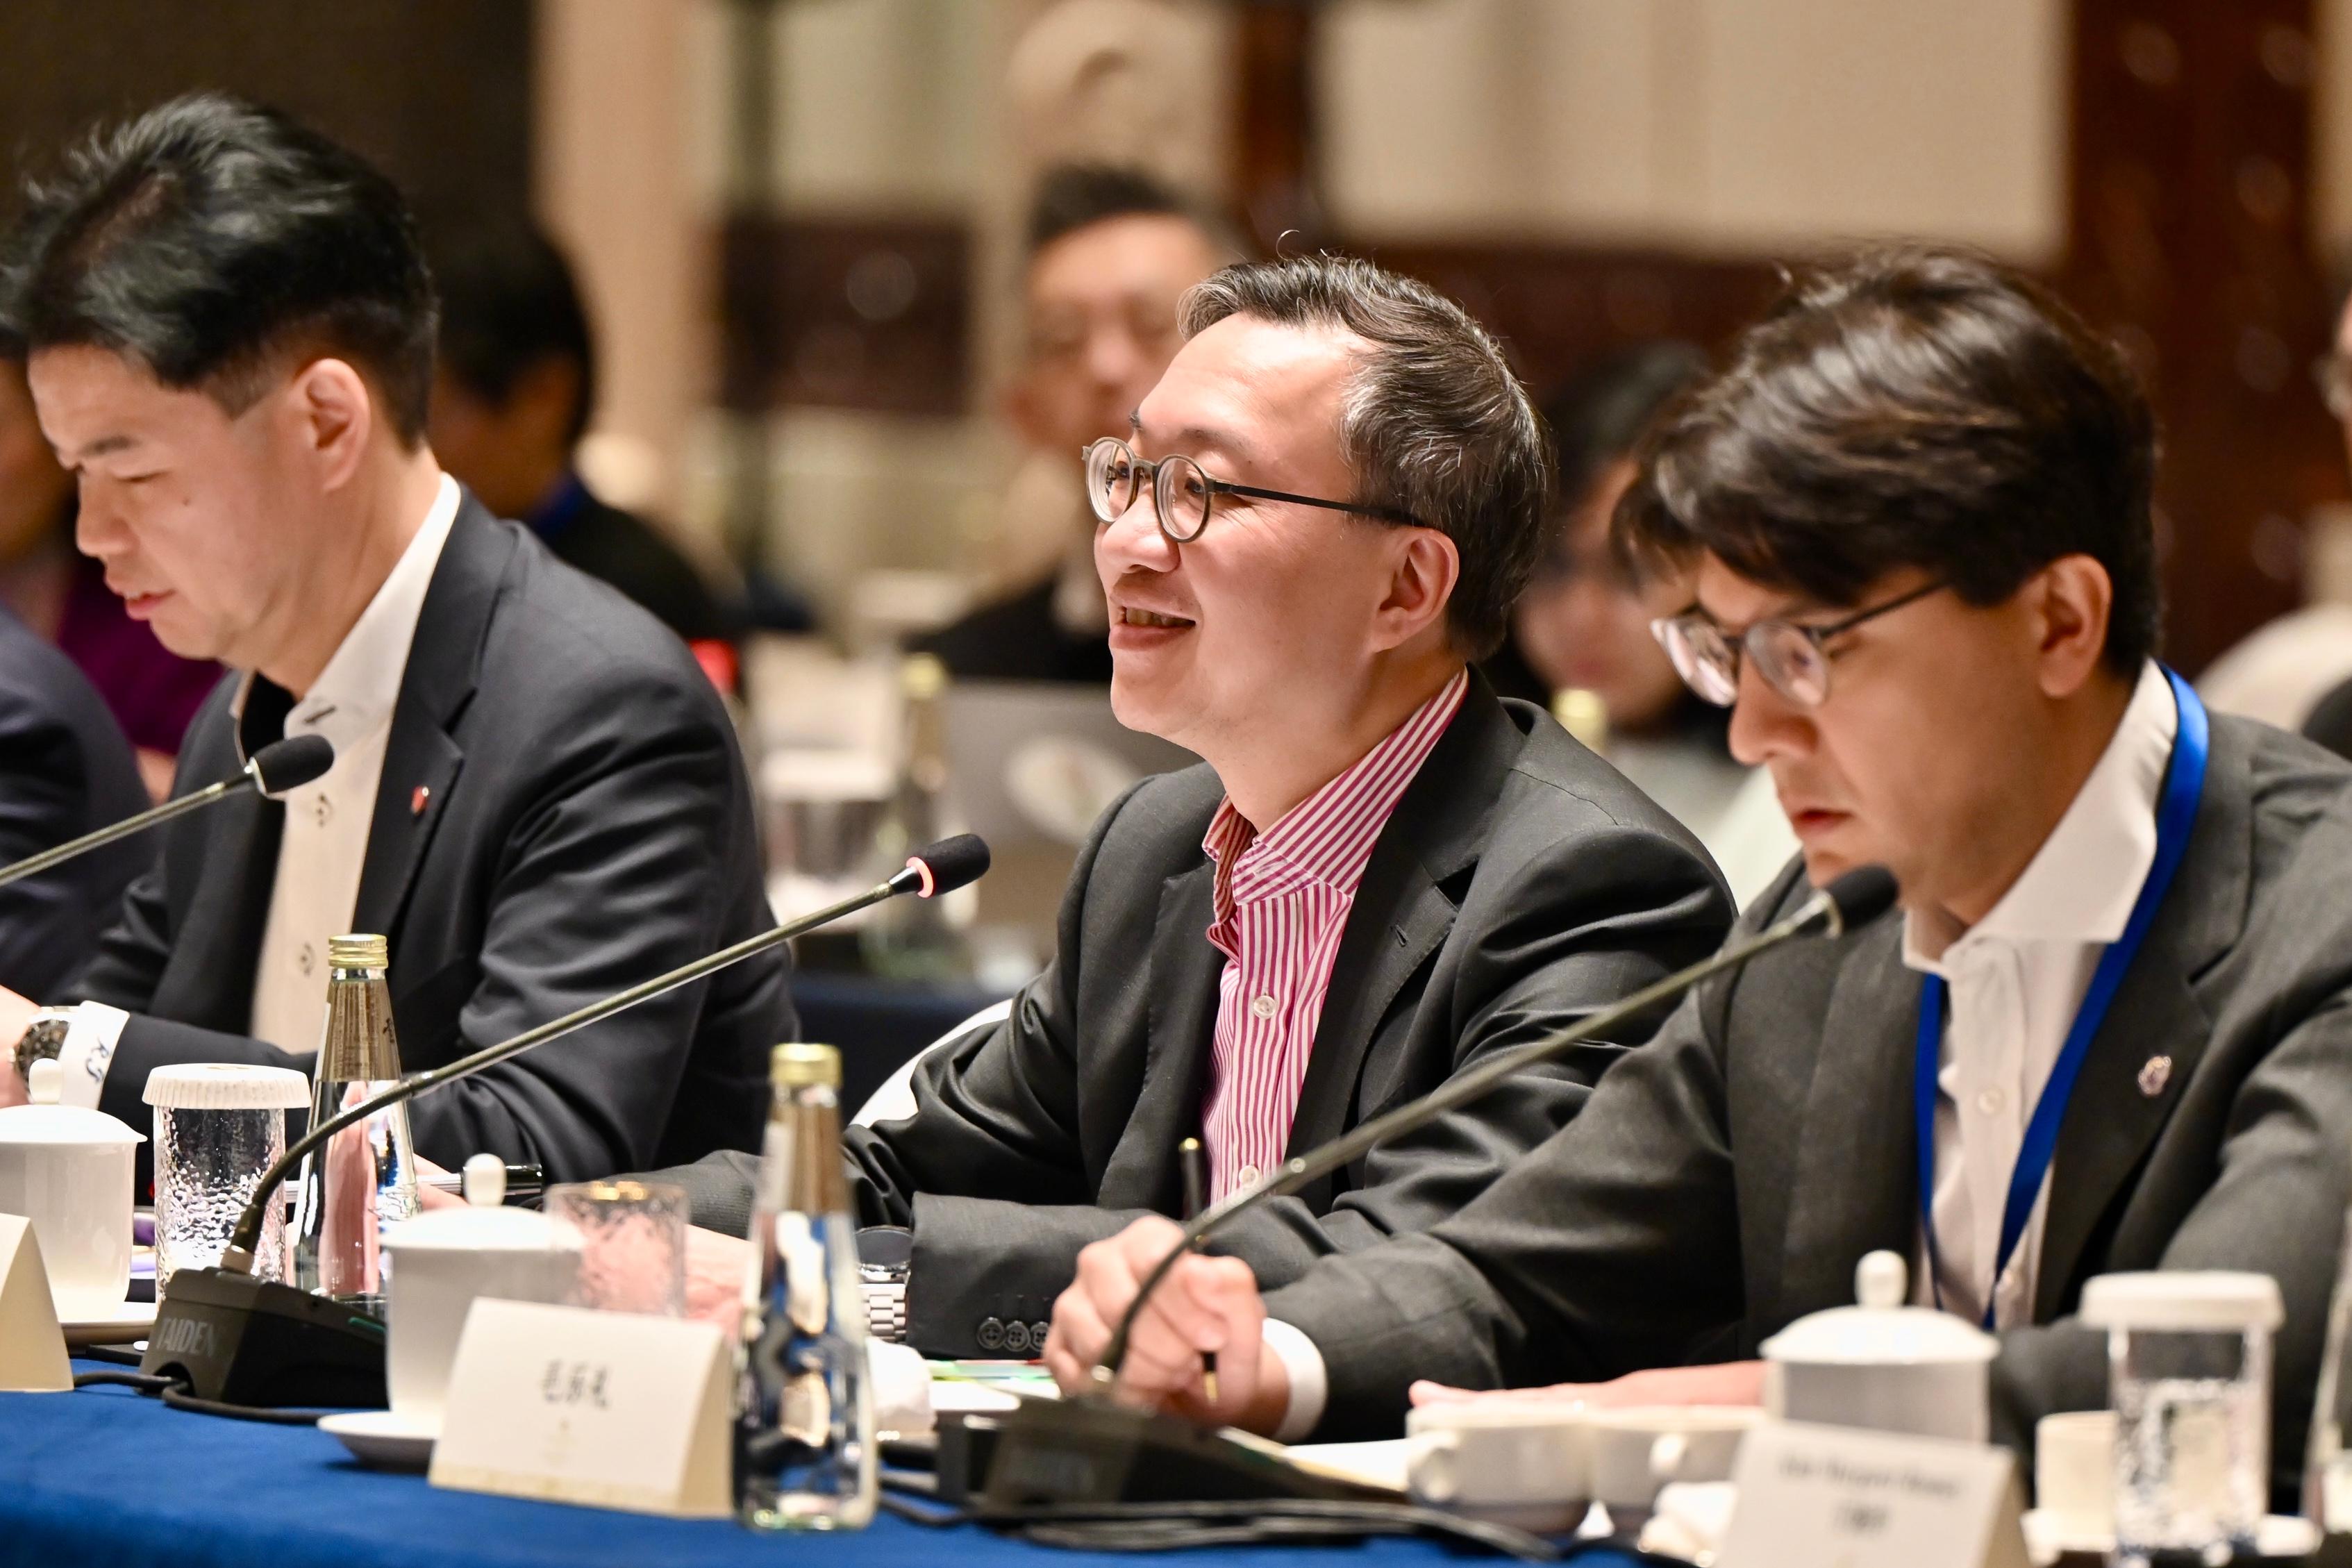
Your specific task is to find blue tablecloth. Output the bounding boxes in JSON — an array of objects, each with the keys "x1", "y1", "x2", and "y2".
[{"x1": 0, "y1": 1365, "x2": 1647, "y2": 1568}]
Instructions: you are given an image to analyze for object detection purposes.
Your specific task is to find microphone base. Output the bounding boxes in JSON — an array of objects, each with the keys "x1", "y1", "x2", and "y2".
[
  {"x1": 981, "y1": 1393, "x2": 1387, "y2": 1507},
  {"x1": 139, "y1": 1267, "x2": 387, "y2": 1409}
]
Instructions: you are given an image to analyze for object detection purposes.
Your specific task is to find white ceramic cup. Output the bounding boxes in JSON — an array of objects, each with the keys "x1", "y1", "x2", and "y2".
[
  {"x1": 2035, "y1": 1409, "x2": 2117, "y2": 1540},
  {"x1": 1405, "y1": 1401, "x2": 1592, "y2": 1531},
  {"x1": 0, "y1": 1140, "x2": 135, "y2": 1317},
  {"x1": 1586, "y1": 1406, "x2": 1763, "y2": 1512},
  {"x1": 384, "y1": 1242, "x2": 580, "y2": 1424}
]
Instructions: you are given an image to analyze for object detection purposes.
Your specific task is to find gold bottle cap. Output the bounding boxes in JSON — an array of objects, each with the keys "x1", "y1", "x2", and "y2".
[
  {"x1": 327, "y1": 933, "x2": 390, "y2": 970},
  {"x1": 770, "y1": 1042, "x2": 841, "y2": 1089},
  {"x1": 900, "y1": 653, "x2": 947, "y2": 702}
]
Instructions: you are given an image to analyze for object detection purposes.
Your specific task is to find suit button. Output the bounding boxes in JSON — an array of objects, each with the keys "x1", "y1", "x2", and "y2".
[
  {"x1": 976, "y1": 1317, "x2": 1007, "y2": 1352},
  {"x1": 1003, "y1": 1320, "x2": 1033, "y2": 1355},
  {"x1": 1031, "y1": 1321, "x2": 1051, "y2": 1351}
]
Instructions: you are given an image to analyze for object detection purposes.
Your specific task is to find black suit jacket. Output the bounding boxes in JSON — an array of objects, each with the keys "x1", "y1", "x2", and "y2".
[
  {"x1": 909, "y1": 578, "x2": 1113, "y2": 684},
  {"x1": 657, "y1": 675, "x2": 1733, "y2": 1355},
  {"x1": 70, "y1": 494, "x2": 790, "y2": 1181},
  {"x1": 0, "y1": 606, "x2": 149, "y2": 996},
  {"x1": 1268, "y1": 713, "x2": 2352, "y2": 1503},
  {"x1": 541, "y1": 485, "x2": 736, "y2": 647}
]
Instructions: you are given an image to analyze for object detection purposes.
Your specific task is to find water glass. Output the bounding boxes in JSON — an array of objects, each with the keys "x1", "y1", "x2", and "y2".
[
  {"x1": 544, "y1": 1180, "x2": 687, "y2": 1317},
  {"x1": 2082, "y1": 1271, "x2": 2283, "y2": 1568},
  {"x1": 143, "y1": 1064, "x2": 312, "y2": 1290}
]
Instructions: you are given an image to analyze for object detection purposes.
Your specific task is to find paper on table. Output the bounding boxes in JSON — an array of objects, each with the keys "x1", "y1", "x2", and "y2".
[{"x1": 1283, "y1": 1438, "x2": 1410, "y2": 1495}]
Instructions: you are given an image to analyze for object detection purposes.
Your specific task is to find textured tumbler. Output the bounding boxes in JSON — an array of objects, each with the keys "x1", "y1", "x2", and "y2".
[{"x1": 143, "y1": 1063, "x2": 311, "y2": 1292}]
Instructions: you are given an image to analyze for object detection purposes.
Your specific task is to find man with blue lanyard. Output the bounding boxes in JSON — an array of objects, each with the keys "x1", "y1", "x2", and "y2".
[{"x1": 1042, "y1": 248, "x2": 2352, "y2": 1503}]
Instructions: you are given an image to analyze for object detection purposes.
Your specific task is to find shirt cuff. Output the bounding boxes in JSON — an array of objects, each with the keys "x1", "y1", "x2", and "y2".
[
  {"x1": 56, "y1": 1003, "x2": 131, "y2": 1110},
  {"x1": 1260, "y1": 1317, "x2": 1328, "y2": 1442}
]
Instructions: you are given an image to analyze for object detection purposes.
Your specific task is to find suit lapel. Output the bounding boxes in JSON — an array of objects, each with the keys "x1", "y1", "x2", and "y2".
[
  {"x1": 1281, "y1": 676, "x2": 1523, "y2": 1188},
  {"x1": 2033, "y1": 721, "x2": 2249, "y2": 1319},
  {"x1": 1779, "y1": 921, "x2": 1920, "y2": 1321},
  {"x1": 1097, "y1": 862, "x2": 1222, "y2": 1212},
  {"x1": 351, "y1": 497, "x2": 510, "y2": 938},
  {"x1": 156, "y1": 790, "x2": 285, "y2": 1031}
]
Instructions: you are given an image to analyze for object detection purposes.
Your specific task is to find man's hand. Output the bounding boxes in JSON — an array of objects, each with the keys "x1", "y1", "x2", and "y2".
[
  {"x1": 685, "y1": 1224, "x2": 753, "y2": 1332},
  {"x1": 1410, "y1": 1360, "x2": 1768, "y2": 1413},
  {"x1": 0, "y1": 986, "x2": 40, "y2": 1108},
  {"x1": 1042, "y1": 1215, "x2": 1290, "y2": 1436}
]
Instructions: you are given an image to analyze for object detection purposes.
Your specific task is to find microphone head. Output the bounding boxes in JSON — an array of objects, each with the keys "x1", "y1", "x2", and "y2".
[
  {"x1": 901, "y1": 834, "x2": 990, "y2": 899},
  {"x1": 1821, "y1": 865, "x2": 1899, "y2": 934},
  {"x1": 248, "y1": 735, "x2": 336, "y2": 796}
]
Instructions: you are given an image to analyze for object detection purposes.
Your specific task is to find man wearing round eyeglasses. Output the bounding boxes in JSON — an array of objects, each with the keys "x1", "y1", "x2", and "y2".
[
  {"x1": 1045, "y1": 249, "x2": 2352, "y2": 1503},
  {"x1": 650, "y1": 255, "x2": 1734, "y2": 1352}
]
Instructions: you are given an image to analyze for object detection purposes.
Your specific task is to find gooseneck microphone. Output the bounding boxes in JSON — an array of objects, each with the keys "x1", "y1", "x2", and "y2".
[
  {"x1": 0, "y1": 733, "x2": 337, "y2": 892},
  {"x1": 976, "y1": 865, "x2": 1900, "y2": 1510},
  {"x1": 1092, "y1": 862, "x2": 1899, "y2": 1384},
  {"x1": 141, "y1": 832, "x2": 990, "y2": 1409}
]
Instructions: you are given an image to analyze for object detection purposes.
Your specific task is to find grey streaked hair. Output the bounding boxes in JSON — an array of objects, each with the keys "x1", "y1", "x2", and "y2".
[{"x1": 1177, "y1": 255, "x2": 1549, "y2": 658}]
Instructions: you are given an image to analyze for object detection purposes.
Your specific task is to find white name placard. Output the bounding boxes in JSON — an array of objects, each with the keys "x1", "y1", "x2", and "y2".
[
  {"x1": 0, "y1": 1215, "x2": 71, "y2": 1392},
  {"x1": 1719, "y1": 1421, "x2": 2028, "y2": 1568},
  {"x1": 428, "y1": 1299, "x2": 733, "y2": 1519}
]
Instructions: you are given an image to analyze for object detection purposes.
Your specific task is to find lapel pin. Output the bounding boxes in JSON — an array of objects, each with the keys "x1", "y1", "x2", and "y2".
[
  {"x1": 410, "y1": 785, "x2": 431, "y2": 817},
  {"x1": 2137, "y1": 1054, "x2": 2172, "y2": 1098}
]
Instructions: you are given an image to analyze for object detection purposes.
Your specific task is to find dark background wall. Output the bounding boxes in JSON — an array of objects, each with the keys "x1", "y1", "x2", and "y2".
[{"x1": 0, "y1": 0, "x2": 533, "y2": 231}]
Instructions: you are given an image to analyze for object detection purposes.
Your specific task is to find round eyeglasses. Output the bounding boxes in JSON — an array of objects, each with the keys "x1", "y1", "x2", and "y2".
[
  {"x1": 1649, "y1": 581, "x2": 1945, "y2": 709},
  {"x1": 1082, "y1": 435, "x2": 1421, "y2": 544}
]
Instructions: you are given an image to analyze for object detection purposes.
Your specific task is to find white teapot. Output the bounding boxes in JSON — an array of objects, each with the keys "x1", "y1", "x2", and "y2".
[
  {"x1": 380, "y1": 1153, "x2": 581, "y2": 1427},
  {"x1": 1760, "y1": 1250, "x2": 1996, "y2": 1443},
  {"x1": 0, "y1": 1057, "x2": 144, "y2": 1317}
]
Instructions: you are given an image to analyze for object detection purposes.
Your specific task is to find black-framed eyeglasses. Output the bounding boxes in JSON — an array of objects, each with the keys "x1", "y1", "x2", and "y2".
[
  {"x1": 1650, "y1": 580, "x2": 1946, "y2": 709},
  {"x1": 1082, "y1": 436, "x2": 1422, "y2": 544}
]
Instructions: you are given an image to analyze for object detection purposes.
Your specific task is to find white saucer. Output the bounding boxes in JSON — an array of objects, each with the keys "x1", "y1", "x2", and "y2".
[
  {"x1": 2021, "y1": 1510, "x2": 2321, "y2": 1562},
  {"x1": 318, "y1": 1409, "x2": 440, "y2": 1470},
  {"x1": 61, "y1": 1299, "x2": 157, "y2": 1347}
]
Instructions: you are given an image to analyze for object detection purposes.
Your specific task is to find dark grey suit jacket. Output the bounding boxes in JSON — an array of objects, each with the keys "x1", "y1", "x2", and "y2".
[
  {"x1": 69, "y1": 494, "x2": 790, "y2": 1183},
  {"x1": 670, "y1": 676, "x2": 1734, "y2": 1356},
  {"x1": 1265, "y1": 712, "x2": 2352, "y2": 1503},
  {"x1": 0, "y1": 605, "x2": 149, "y2": 996}
]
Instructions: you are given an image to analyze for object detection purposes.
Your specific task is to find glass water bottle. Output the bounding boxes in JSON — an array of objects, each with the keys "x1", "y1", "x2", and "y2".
[
  {"x1": 289, "y1": 933, "x2": 420, "y2": 1307},
  {"x1": 735, "y1": 1042, "x2": 876, "y2": 1531}
]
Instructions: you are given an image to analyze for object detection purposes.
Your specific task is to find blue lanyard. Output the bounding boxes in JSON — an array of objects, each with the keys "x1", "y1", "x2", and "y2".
[{"x1": 1913, "y1": 668, "x2": 2209, "y2": 1328}]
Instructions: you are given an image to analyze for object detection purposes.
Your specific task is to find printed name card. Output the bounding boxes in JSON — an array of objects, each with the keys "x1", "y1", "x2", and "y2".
[
  {"x1": 428, "y1": 1298, "x2": 733, "y2": 1519},
  {"x1": 1719, "y1": 1421, "x2": 2028, "y2": 1568},
  {"x1": 0, "y1": 1215, "x2": 71, "y2": 1392}
]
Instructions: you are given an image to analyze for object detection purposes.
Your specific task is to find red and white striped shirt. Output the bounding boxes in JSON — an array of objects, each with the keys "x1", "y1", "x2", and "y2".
[{"x1": 1198, "y1": 669, "x2": 1469, "y2": 1199}]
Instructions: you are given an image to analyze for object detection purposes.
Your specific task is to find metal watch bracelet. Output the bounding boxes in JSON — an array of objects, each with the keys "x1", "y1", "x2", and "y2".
[
  {"x1": 860, "y1": 1271, "x2": 908, "y2": 1342},
  {"x1": 12, "y1": 1006, "x2": 76, "y2": 1087}
]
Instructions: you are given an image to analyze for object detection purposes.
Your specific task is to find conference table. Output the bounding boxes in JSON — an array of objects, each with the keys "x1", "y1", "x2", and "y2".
[{"x1": 0, "y1": 1362, "x2": 1652, "y2": 1568}]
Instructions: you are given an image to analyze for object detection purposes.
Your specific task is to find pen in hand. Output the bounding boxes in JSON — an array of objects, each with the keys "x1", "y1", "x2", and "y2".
[{"x1": 1178, "y1": 1136, "x2": 1219, "y2": 1406}]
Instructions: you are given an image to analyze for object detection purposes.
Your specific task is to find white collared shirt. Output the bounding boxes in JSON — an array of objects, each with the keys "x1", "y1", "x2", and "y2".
[
  {"x1": 1258, "y1": 659, "x2": 2182, "y2": 1435},
  {"x1": 58, "y1": 476, "x2": 460, "y2": 1101},
  {"x1": 1900, "y1": 658, "x2": 2177, "y2": 1327}
]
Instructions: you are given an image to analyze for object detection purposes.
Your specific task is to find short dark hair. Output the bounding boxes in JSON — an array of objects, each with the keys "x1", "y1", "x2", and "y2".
[
  {"x1": 0, "y1": 93, "x2": 438, "y2": 445},
  {"x1": 427, "y1": 217, "x2": 596, "y2": 445},
  {"x1": 1616, "y1": 247, "x2": 2160, "y2": 674},
  {"x1": 1541, "y1": 341, "x2": 1710, "y2": 511},
  {"x1": 1181, "y1": 256, "x2": 1549, "y2": 659},
  {"x1": 1026, "y1": 163, "x2": 1240, "y2": 262}
]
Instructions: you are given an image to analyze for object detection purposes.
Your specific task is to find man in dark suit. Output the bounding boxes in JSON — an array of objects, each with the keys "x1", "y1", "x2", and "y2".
[
  {"x1": 0, "y1": 95, "x2": 787, "y2": 1182},
  {"x1": 425, "y1": 217, "x2": 745, "y2": 651},
  {"x1": 1057, "y1": 250, "x2": 2352, "y2": 1497},
  {"x1": 0, "y1": 605, "x2": 149, "y2": 996},
  {"x1": 656, "y1": 256, "x2": 1733, "y2": 1356}
]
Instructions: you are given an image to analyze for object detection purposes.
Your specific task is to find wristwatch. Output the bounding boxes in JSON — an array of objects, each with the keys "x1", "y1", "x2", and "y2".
[
  {"x1": 857, "y1": 1225, "x2": 911, "y2": 1343},
  {"x1": 12, "y1": 1006, "x2": 77, "y2": 1089}
]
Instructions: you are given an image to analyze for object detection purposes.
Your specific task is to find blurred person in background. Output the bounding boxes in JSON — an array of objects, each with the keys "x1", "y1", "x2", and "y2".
[
  {"x1": 912, "y1": 164, "x2": 1237, "y2": 682},
  {"x1": 426, "y1": 217, "x2": 744, "y2": 668},
  {"x1": 1487, "y1": 344, "x2": 1796, "y2": 906},
  {"x1": 0, "y1": 353, "x2": 222, "y2": 796},
  {"x1": 0, "y1": 602, "x2": 149, "y2": 996}
]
